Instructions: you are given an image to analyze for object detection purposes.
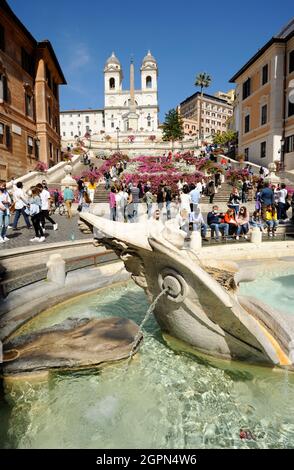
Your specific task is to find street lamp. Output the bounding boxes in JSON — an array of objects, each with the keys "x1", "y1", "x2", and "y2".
[{"x1": 116, "y1": 126, "x2": 120, "y2": 151}]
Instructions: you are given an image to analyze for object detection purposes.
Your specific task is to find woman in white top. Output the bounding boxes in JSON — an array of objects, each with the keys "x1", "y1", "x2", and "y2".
[{"x1": 179, "y1": 185, "x2": 191, "y2": 213}]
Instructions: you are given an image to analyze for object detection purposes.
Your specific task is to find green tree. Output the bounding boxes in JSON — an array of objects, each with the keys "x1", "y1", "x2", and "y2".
[
  {"x1": 213, "y1": 130, "x2": 237, "y2": 147},
  {"x1": 162, "y1": 109, "x2": 184, "y2": 147},
  {"x1": 194, "y1": 72, "x2": 212, "y2": 140}
]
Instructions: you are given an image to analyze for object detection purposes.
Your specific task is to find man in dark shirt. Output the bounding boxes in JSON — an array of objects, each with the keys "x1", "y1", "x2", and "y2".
[
  {"x1": 260, "y1": 182, "x2": 274, "y2": 219},
  {"x1": 207, "y1": 205, "x2": 229, "y2": 240}
]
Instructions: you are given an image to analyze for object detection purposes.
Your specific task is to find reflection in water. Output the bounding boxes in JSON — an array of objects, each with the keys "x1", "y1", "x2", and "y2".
[{"x1": 0, "y1": 277, "x2": 294, "y2": 449}]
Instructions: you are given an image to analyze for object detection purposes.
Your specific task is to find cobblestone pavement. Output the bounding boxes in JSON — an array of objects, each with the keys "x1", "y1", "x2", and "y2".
[{"x1": 0, "y1": 214, "x2": 90, "y2": 251}]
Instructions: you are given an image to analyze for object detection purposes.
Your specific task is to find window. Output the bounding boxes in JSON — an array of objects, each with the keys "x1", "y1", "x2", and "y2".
[
  {"x1": 211, "y1": 129, "x2": 215, "y2": 135},
  {"x1": 148, "y1": 120, "x2": 151, "y2": 127},
  {"x1": 63, "y1": 132, "x2": 66, "y2": 137},
  {"x1": 86, "y1": 125, "x2": 90, "y2": 132},
  {"x1": 285, "y1": 135, "x2": 294, "y2": 153},
  {"x1": 243, "y1": 78, "x2": 251, "y2": 100},
  {"x1": 5, "y1": 125, "x2": 11, "y2": 149},
  {"x1": 71, "y1": 132, "x2": 73, "y2": 136},
  {"x1": 85, "y1": 116, "x2": 89, "y2": 123},
  {"x1": 109, "y1": 77, "x2": 115, "y2": 89},
  {"x1": 0, "y1": 122, "x2": 3, "y2": 144},
  {"x1": 244, "y1": 148, "x2": 249, "y2": 161},
  {"x1": 0, "y1": 24, "x2": 5, "y2": 52},
  {"x1": 260, "y1": 141, "x2": 266, "y2": 158},
  {"x1": 262, "y1": 64, "x2": 268, "y2": 85},
  {"x1": 35, "y1": 139, "x2": 39, "y2": 160},
  {"x1": 25, "y1": 93, "x2": 34, "y2": 118},
  {"x1": 206, "y1": 119, "x2": 210, "y2": 123},
  {"x1": 185, "y1": 124, "x2": 189, "y2": 129},
  {"x1": 22, "y1": 48, "x2": 34, "y2": 77},
  {"x1": 27, "y1": 136, "x2": 34, "y2": 155},
  {"x1": 211, "y1": 120, "x2": 215, "y2": 125},
  {"x1": 261, "y1": 104, "x2": 267, "y2": 125},
  {"x1": 70, "y1": 122, "x2": 73, "y2": 126},
  {"x1": 0, "y1": 73, "x2": 8, "y2": 102},
  {"x1": 211, "y1": 113, "x2": 215, "y2": 117},
  {"x1": 146, "y1": 76, "x2": 152, "y2": 88},
  {"x1": 47, "y1": 104, "x2": 52, "y2": 125},
  {"x1": 289, "y1": 50, "x2": 294, "y2": 74},
  {"x1": 206, "y1": 128, "x2": 209, "y2": 133},
  {"x1": 192, "y1": 126, "x2": 195, "y2": 130},
  {"x1": 111, "y1": 122, "x2": 114, "y2": 128},
  {"x1": 288, "y1": 100, "x2": 294, "y2": 117},
  {"x1": 244, "y1": 115, "x2": 250, "y2": 133}
]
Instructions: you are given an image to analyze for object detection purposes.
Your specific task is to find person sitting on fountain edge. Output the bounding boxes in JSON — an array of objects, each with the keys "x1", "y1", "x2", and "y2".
[{"x1": 207, "y1": 205, "x2": 229, "y2": 241}]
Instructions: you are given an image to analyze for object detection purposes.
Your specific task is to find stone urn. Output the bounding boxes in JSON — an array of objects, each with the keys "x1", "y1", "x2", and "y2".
[
  {"x1": 61, "y1": 163, "x2": 76, "y2": 191},
  {"x1": 267, "y1": 162, "x2": 280, "y2": 185}
]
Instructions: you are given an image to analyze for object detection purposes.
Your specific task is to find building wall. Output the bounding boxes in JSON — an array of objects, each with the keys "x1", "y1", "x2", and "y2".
[
  {"x1": 233, "y1": 36, "x2": 294, "y2": 169},
  {"x1": 179, "y1": 94, "x2": 233, "y2": 139},
  {"x1": 0, "y1": 2, "x2": 65, "y2": 179},
  {"x1": 60, "y1": 110, "x2": 104, "y2": 140}
]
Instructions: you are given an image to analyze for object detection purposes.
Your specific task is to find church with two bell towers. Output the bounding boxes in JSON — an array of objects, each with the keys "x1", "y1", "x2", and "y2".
[
  {"x1": 60, "y1": 51, "x2": 160, "y2": 142},
  {"x1": 104, "y1": 51, "x2": 159, "y2": 134}
]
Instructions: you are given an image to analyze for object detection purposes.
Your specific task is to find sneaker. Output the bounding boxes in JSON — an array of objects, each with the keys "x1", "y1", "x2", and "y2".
[
  {"x1": 30, "y1": 237, "x2": 39, "y2": 242},
  {"x1": 236, "y1": 236, "x2": 239, "y2": 241},
  {"x1": 38, "y1": 236, "x2": 45, "y2": 243},
  {"x1": 53, "y1": 224, "x2": 58, "y2": 231},
  {"x1": 42, "y1": 227, "x2": 46, "y2": 233},
  {"x1": 269, "y1": 232, "x2": 273, "y2": 237},
  {"x1": 7, "y1": 225, "x2": 12, "y2": 229},
  {"x1": 0, "y1": 237, "x2": 5, "y2": 243},
  {"x1": 3, "y1": 237, "x2": 9, "y2": 242},
  {"x1": 244, "y1": 235, "x2": 248, "y2": 240},
  {"x1": 215, "y1": 238, "x2": 220, "y2": 242}
]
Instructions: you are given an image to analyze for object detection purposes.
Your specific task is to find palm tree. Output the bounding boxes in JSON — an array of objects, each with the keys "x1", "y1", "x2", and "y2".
[{"x1": 194, "y1": 72, "x2": 212, "y2": 141}]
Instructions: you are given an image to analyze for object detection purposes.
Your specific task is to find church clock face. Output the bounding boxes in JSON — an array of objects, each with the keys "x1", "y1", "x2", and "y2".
[{"x1": 109, "y1": 96, "x2": 116, "y2": 105}]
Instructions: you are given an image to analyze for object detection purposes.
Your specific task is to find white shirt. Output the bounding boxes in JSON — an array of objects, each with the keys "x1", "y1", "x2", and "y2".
[
  {"x1": 0, "y1": 191, "x2": 11, "y2": 212},
  {"x1": 278, "y1": 188, "x2": 287, "y2": 204},
  {"x1": 40, "y1": 189, "x2": 51, "y2": 210},
  {"x1": 13, "y1": 187, "x2": 27, "y2": 210},
  {"x1": 179, "y1": 193, "x2": 191, "y2": 212}
]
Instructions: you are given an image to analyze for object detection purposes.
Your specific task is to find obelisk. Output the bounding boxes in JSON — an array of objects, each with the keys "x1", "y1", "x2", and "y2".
[{"x1": 127, "y1": 57, "x2": 139, "y2": 132}]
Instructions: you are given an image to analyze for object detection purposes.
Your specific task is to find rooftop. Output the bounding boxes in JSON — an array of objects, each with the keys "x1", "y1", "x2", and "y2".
[
  {"x1": 180, "y1": 91, "x2": 232, "y2": 107},
  {"x1": 230, "y1": 17, "x2": 294, "y2": 82}
]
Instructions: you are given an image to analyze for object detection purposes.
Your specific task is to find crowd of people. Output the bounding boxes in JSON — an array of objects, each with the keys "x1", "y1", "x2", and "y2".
[
  {"x1": 102, "y1": 175, "x2": 294, "y2": 241},
  {"x1": 0, "y1": 179, "x2": 59, "y2": 244}
]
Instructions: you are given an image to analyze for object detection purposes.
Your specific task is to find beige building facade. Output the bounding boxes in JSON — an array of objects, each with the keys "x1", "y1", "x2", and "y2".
[
  {"x1": 230, "y1": 18, "x2": 294, "y2": 170},
  {"x1": 179, "y1": 92, "x2": 233, "y2": 140},
  {"x1": 214, "y1": 89, "x2": 235, "y2": 105},
  {"x1": 0, "y1": 0, "x2": 66, "y2": 180}
]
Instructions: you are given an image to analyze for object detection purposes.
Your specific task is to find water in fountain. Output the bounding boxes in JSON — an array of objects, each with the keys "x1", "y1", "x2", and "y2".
[{"x1": 125, "y1": 287, "x2": 169, "y2": 368}]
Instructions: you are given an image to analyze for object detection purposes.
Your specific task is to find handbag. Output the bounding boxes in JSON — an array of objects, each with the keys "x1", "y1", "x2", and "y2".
[
  {"x1": 77, "y1": 204, "x2": 82, "y2": 212},
  {"x1": 10, "y1": 202, "x2": 16, "y2": 214}
]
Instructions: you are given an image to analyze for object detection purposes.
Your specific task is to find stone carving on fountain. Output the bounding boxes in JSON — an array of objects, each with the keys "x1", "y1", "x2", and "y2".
[{"x1": 80, "y1": 213, "x2": 294, "y2": 370}]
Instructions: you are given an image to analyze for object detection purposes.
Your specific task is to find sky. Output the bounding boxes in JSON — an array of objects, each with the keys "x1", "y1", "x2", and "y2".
[{"x1": 8, "y1": 0, "x2": 294, "y2": 121}]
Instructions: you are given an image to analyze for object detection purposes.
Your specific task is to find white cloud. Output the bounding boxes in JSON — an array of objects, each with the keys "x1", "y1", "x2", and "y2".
[{"x1": 66, "y1": 43, "x2": 91, "y2": 72}]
